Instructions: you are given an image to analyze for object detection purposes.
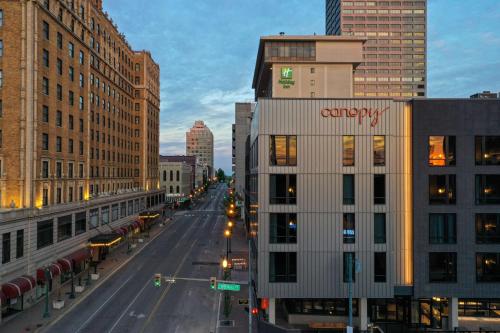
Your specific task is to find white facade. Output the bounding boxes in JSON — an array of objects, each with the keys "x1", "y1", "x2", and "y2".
[
  {"x1": 186, "y1": 121, "x2": 214, "y2": 175},
  {"x1": 159, "y1": 161, "x2": 192, "y2": 197}
]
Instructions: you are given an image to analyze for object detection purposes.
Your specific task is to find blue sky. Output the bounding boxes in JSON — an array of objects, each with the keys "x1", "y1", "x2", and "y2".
[{"x1": 103, "y1": 0, "x2": 500, "y2": 174}]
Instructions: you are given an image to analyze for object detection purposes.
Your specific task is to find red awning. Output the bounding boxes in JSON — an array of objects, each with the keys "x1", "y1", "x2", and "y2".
[
  {"x1": 36, "y1": 263, "x2": 63, "y2": 283},
  {"x1": 131, "y1": 221, "x2": 140, "y2": 229},
  {"x1": 1, "y1": 275, "x2": 36, "y2": 299},
  {"x1": 115, "y1": 228, "x2": 125, "y2": 236},
  {"x1": 137, "y1": 219, "x2": 145, "y2": 228},
  {"x1": 58, "y1": 248, "x2": 90, "y2": 272},
  {"x1": 121, "y1": 227, "x2": 129, "y2": 235}
]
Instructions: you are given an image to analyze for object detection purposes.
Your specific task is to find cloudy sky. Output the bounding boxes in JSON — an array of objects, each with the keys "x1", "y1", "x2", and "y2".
[{"x1": 103, "y1": 0, "x2": 500, "y2": 173}]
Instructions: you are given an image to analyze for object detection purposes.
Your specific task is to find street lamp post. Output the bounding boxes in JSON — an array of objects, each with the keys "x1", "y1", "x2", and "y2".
[
  {"x1": 224, "y1": 229, "x2": 231, "y2": 259},
  {"x1": 43, "y1": 268, "x2": 50, "y2": 318}
]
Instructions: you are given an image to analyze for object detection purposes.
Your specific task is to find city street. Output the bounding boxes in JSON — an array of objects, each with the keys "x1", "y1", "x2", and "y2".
[{"x1": 42, "y1": 185, "x2": 232, "y2": 333}]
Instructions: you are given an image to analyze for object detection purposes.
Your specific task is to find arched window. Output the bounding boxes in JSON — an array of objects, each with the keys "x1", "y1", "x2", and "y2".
[
  {"x1": 169, "y1": 170, "x2": 173, "y2": 181},
  {"x1": 163, "y1": 170, "x2": 166, "y2": 181},
  {"x1": 176, "y1": 171, "x2": 180, "y2": 181},
  {"x1": 176, "y1": 186, "x2": 180, "y2": 193},
  {"x1": 169, "y1": 186, "x2": 173, "y2": 193}
]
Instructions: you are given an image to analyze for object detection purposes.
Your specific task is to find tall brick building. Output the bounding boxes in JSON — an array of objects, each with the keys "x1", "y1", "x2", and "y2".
[
  {"x1": 0, "y1": 0, "x2": 163, "y2": 303},
  {"x1": 326, "y1": 0, "x2": 427, "y2": 98}
]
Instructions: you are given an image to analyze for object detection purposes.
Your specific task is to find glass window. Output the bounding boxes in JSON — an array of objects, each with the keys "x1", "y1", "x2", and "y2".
[
  {"x1": 343, "y1": 174, "x2": 355, "y2": 205},
  {"x1": 270, "y1": 174, "x2": 296, "y2": 204},
  {"x1": 429, "y1": 252, "x2": 457, "y2": 282},
  {"x1": 42, "y1": 21, "x2": 49, "y2": 40},
  {"x1": 75, "y1": 212, "x2": 86, "y2": 235},
  {"x1": 429, "y1": 175, "x2": 456, "y2": 204},
  {"x1": 42, "y1": 49, "x2": 49, "y2": 67},
  {"x1": 374, "y1": 174, "x2": 386, "y2": 204},
  {"x1": 374, "y1": 213, "x2": 386, "y2": 244},
  {"x1": 374, "y1": 252, "x2": 386, "y2": 282},
  {"x1": 68, "y1": 42, "x2": 74, "y2": 58},
  {"x1": 343, "y1": 252, "x2": 356, "y2": 282},
  {"x1": 270, "y1": 135, "x2": 297, "y2": 166},
  {"x1": 57, "y1": 215, "x2": 72, "y2": 241},
  {"x1": 42, "y1": 77, "x2": 49, "y2": 95},
  {"x1": 89, "y1": 208, "x2": 99, "y2": 229},
  {"x1": 429, "y1": 214, "x2": 456, "y2": 244},
  {"x1": 343, "y1": 136, "x2": 355, "y2": 166},
  {"x1": 476, "y1": 253, "x2": 500, "y2": 282},
  {"x1": 42, "y1": 133, "x2": 49, "y2": 150},
  {"x1": 343, "y1": 213, "x2": 355, "y2": 243},
  {"x1": 476, "y1": 214, "x2": 500, "y2": 244},
  {"x1": 476, "y1": 136, "x2": 500, "y2": 165},
  {"x1": 120, "y1": 202, "x2": 127, "y2": 218},
  {"x1": 42, "y1": 105, "x2": 49, "y2": 122},
  {"x1": 270, "y1": 213, "x2": 297, "y2": 244},
  {"x1": 269, "y1": 252, "x2": 297, "y2": 283},
  {"x1": 374, "y1": 136, "x2": 385, "y2": 166},
  {"x1": 2, "y1": 232, "x2": 10, "y2": 264},
  {"x1": 476, "y1": 175, "x2": 500, "y2": 205},
  {"x1": 37, "y1": 219, "x2": 53, "y2": 249},
  {"x1": 429, "y1": 136, "x2": 455, "y2": 166},
  {"x1": 16, "y1": 230, "x2": 24, "y2": 259}
]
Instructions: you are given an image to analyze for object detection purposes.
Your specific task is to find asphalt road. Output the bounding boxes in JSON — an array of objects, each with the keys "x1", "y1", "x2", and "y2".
[{"x1": 44, "y1": 184, "x2": 228, "y2": 333}]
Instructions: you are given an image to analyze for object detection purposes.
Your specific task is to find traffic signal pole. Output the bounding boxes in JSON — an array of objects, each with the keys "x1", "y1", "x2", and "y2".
[{"x1": 248, "y1": 238, "x2": 252, "y2": 333}]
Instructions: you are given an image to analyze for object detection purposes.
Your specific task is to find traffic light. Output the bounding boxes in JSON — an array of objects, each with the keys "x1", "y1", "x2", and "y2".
[
  {"x1": 154, "y1": 273, "x2": 162, "y2": 287},
  {"x1": 251, "y1": 307, "x2": 259, "y2": 316},
  {"x1": 210, "y1": 276, "x2": 217, "y2": 289}
]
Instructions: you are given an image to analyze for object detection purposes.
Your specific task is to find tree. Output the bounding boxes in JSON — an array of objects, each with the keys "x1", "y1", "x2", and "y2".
[{"x1": 216, "y1": 168, "x2": 226, "y2": 182}]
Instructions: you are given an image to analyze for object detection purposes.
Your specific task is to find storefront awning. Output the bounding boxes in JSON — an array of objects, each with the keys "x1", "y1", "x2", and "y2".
[
  {"x1": 131, "y1": 221, "x2": 141, "y2": 230},
  {"x1": 58, "y1": 248, "x2": 90, "y2": 272},
  {"x1": 1, "y1": 275, "x2": 36, "y2": 299},
  {"x1": 88, "y1": 233, "x2": 122, "y2": 248},
  {"x1": 115, "y1": 227, "x2": 127, "y2": 236},
  {"x1": 138, "y1": 211, "x2": 161, "y2": 219},
  {"x1": 36, "y1": 263, "x2": 63, "y2": 283}
]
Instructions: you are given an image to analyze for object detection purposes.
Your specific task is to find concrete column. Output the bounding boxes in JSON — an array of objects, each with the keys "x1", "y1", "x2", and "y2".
[
  {"x1": 449, "y1": 297, "x2": 459, "y2": 330},
  {"x1": 269, "y1": 298, "x2": 276, "y2": 324},
  {"x1": 359, "y1": 297, "x2": 368, "y2": 331}
]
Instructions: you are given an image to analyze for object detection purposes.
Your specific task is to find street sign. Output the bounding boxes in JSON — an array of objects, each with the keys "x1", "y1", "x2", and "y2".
[
  {"x1": 238, "y1": 299, "x2": 249, "y2": 305},
  {"x1": 164, "y1": 276, "x2": 175, "y2": 283},
  {"x1": 217, "y1": 282, "x2": 241, "y2": 291}
]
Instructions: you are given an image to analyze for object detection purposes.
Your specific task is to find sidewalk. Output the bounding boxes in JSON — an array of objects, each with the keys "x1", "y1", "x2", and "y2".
[
  {"x1": 0, "y1": 210, "x2": 176, "y2": 333},
  {"x1": 218, "y1": 217, "x2": 252, "y2": 333}
]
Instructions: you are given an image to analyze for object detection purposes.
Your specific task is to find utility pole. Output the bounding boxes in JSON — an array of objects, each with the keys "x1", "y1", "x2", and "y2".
[{"x1": 248, "y1": 238, "x2": 252, "y2": 333}]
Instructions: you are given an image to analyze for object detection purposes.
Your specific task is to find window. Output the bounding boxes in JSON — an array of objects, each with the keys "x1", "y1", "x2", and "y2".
[
  {"x1": 89, "y1": 208, "x2": 99, "y2": 229},
  {"x1": 42, "y1": 77, "x2": 49, "y2": 95},
  {"x1": 270, "y1": 135, "x2": 297, "y2": 166},
  {"x1": 343, "y1": 252, "x2": 356, "y2": 282},
  {"x1": 56, "y1": 162, "x2": 62, "y2": 179},
  {"x1": 79, "y1": 96, "x2": 84, "y2": 110},
  {"x1": 69, "y1": 66, "x2": 74, "y2": 81},
  {"x1": 476, "y1": 253, "x2": 500, "y2": 282},
  {"x1": 68, "y1": 162, "x2": 74, "y2": 178},
  {"x1": 429, "y1": 213, "x2": 456, "y2": 244},
  {"x1": 269, "y1": 252, "x2": 297, "y2": 282},
  {"x1": 75, "y1": 212, "x2": 86, "y2": 235},
  {"x1": 68, "y1": 42, "x2": 74, "y2": 58},
  {"x1": 429, "y1": 136, "x2": 455, "y2": 166},
  {"x1": 374, "y1": 136, "x2": 385, "y2": 166},
  {"x1": 56, "y1": 58, "x2": 62, "y2": 75},
  {"x1": 78, "y1": 186, "x2": 83, "y2": 200},
  {"x1": 270, "y1": 174, "x2": 296, "y2": 204},
  {"x1": 343, "y1": 213, "x2": 355, "y2": 243},
  {"x1": 56, "y1": 110, "x2": 62, "y2": 126},
  {"x1": 343, "y1": 174, "x2": 355, "y2": 205},
  {"x1": 37, "y1": 219, "x2": 53, "y2": 249},
  {"x1": 57, "y1": 32, "x2": 62, "y2": 49},
  {"x1": 68, "y1": 186, "x2": 73, "y2": 202},
  {"x1": 476, "y1": 175, "x2": 500, "y2": 204},
  {"x1": 79, "y1": 118, "x2": 84, "y2": 132},
  {"x1": 0, "y1": 10, "x2": 3, "y2": 27},
  {"x1": 79, "y1": 163, "x2": 84, "y2": 178},
  {"x1": 102, "y1": 206, "x2": 109, "y2": 225},
  {"x1": 42, "y1": 21, "x2": 49, "y2": 40},
  {"x1": 56, "y1": 136, "x2": 62, "y2": 152},
  {"x1": 2, "y1": 232, "x2": 10, "y2": 264},
  {"x1": 69, "y1": 115, "x2": 74, "y2": 130},
  {"x1": 112, "y1": 204, "x2": 119, "y2": 221},
  {"x1": 0, "y1": 99, "x2": 2, "y2": 117},
  {"x1": 79, "y1": 50, "x2": 84, "y2": 64},
  {"x1": 374, "y1": 213, "x2": 386, "y2": 244},
  {"x1": 429, "y1": 252, "x2": 457, "y2": 282},
  {"x1": 16, "y1": 230, "x2": 24, "y2": 259},
  {"x1": 79, "y1": 73, "x2": 84, "y2": 87},
  {"x1": 476, "y1": 136, "x2": 500, "y2": 165},
  {"x1": 43, "y1": 188, "x2": 49, "y2": 206},
  {"x1": 429, "y1": 175, "x2": 456, "y2": 204},
  {"x1": 270, "y1": 213, "x2": 297, "y2": 244},
  {"x1": 43, "y1": 49, "x2": 49, "y2": 67},
  {"x1": 476, "y1": 214, "x2": 500, "y2": 244},
  {"x1": 374, "y1": 174, "x2": 386, "y2": 204},
  {"x1": 69, "y1": 90, "x2": 74, "y2": 105},
  {"x1": 56, "y1": 84, "x2": 62, "y2": 100},
  {"x1": 41, "y1": 160, "x2": 49, "y2": 178},
  {"x1": 57, "y1": 215, "x2": 72, "y2": 241},
  {"x1": 374, "y1": 252, "x2": 386, "y2": 282},
  {"x1": 343, "y1": 136, "x2": 355, "y2": 166},
  {"x1": 42, "y1": 133, "x2": 49, "y2": 150},
  {"x1": 42, "y1": 105, "x2": 49, "y2": 122}
]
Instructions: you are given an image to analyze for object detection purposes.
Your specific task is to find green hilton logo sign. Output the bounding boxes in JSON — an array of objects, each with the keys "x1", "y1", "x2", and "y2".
[{"x1": 279, "y1": 67, "x2": 295, "y2": 89}]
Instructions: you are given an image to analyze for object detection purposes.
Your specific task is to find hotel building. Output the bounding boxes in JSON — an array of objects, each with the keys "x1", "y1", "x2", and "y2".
[
  {"x1": 0, "y1": 0, "x2": 162, "y2": 318},
  {"x1": 326, "y1": 0, "x2": 427, "y2": 98},
  {"x1": 246, "y1": 35, "x2": 500, "y2": 331},
  {"x1": 186, "y1": 120, "x2": 214, "y2": 177}
]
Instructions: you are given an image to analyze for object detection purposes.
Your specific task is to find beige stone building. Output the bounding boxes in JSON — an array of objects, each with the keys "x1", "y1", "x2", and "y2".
[
  {"x1": 186, "y1": 121, "x2": 213, "y2": 176},
  {"x1": 159, "y1": 161, "x2": 192, "y2": 197},
  {"x1": 0, "y1": 0, "x2": 163, "y2": 314}
]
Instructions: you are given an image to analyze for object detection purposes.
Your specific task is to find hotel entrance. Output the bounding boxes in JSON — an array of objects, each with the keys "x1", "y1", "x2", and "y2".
[{"x1": 418, "y1": 298, "x2": 449, "y2": 329}]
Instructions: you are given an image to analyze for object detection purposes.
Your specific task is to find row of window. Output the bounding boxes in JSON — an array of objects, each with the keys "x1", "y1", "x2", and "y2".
[
  {"x1": 429, "y1": 174, "x2": 500, "y2": 205},
  {"x1": 429, "y1": 252, "x2": 500, "y2": 283},
  {"x1": 269, "y1": 252, "x2": 388, "y2": 283},
  {"x1": 429, "y1": 213, "x2": 500, "y2": 244},
  {"x1": 429, "y1": 135, "x2": 500, "y2": 166},
  {"x1": 269, "y1": 212, "x2": 386, "y2": 245},
  {"x1": 162, "y1": 170, "x2": 181, "y2": 182}
]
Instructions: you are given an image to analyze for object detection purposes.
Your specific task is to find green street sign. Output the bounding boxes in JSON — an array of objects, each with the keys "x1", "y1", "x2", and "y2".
[{"x1": 217, "y1": 282, "x2": 241, "y2": 291}]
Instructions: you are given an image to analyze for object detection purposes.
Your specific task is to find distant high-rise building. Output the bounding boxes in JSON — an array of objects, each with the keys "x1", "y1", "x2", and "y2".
[
  {"x1": 186, "y1": 121, "x2": 214, "y2": 176},
  {"x1": 470, "y1": 91, "x2": 499, "y2": 99},
  {"x1": 232, "y1": 103, "x2": 254, "y2": 197},
  {"x1": 326, "y1": 0, "x2": 427, "y2": 98}
]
